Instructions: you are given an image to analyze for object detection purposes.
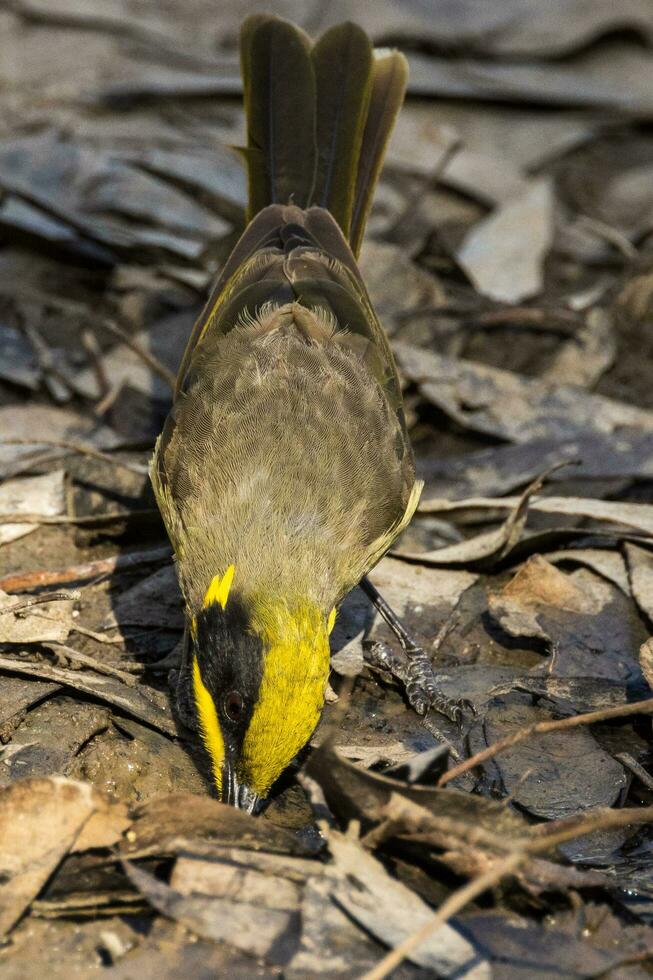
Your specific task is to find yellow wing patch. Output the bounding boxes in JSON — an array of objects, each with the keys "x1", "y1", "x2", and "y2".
[
  {"x1": 192, "y1": 655, "x2": 225, "y2": 794},
  {"x1": 203, "y1": 564, "x2": 235, "y2": 610}
]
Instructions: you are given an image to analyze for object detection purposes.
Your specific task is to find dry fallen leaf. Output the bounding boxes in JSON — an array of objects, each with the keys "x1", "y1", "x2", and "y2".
[
  {"x1": 0, "y1": 590, "x2": 74, "y2": 644},
  {"x1": 457, "y1": 177, "x2": 554, "y2": 303},
  {"x1": 123, "y1": 860, "x2": 300, "y2": 963},
  {"x1": 0, "y1": 777, "x2": 112, "y2": 935},
  {"x1": 327, "y1": 828, "x2": 490, "y2": 978},
  {"x1": 395, "y1": 341, "x2": 653, "y2": 444},
  {"x1": 0, "y1": 470, "x2": 65, "y2": 546},
  {"x1": 640, "y1": 638, "x2": 653, "y2": 691}
]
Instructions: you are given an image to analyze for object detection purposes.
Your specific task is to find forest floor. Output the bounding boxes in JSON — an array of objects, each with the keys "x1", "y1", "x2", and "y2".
[{"x1": 2, "y1": 1, "x2": 653, "y2": 977}]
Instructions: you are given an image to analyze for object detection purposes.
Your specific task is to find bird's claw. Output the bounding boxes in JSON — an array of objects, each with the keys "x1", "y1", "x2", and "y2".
[{"x1": 363, "y1": 639, "x2": 472, "y2": 726}]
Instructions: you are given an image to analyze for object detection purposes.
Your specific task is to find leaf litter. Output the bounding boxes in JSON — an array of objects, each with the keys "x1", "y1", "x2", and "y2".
[{"x1": 5, "y1": 1, "x2": 653, "y2": 976}]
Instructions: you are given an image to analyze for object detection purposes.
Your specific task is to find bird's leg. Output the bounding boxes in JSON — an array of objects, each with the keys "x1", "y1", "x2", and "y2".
[{"x1": 359, "y1": 576, "x2": 470, "y2": 724}]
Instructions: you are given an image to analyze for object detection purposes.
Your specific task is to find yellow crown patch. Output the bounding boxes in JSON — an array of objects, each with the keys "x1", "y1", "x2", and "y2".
[{"x1": 202, "y1": 564, "x2": 235, "y2": 610}]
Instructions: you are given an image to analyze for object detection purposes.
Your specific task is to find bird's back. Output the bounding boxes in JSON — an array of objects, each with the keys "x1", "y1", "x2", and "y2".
[{"x1": 153, "y1": 205, "x2": 419, "y2": 610}]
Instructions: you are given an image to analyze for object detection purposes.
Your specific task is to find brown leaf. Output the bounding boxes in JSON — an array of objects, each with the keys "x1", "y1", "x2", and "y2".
[
  {"x1": 121, "y1": 793, "x2": 317, "y2": 858},
  {"x1": 0, "y1": 777, "x2": 108, "y2": 935},
  {"x1": 457, "y1": 178, "x2": 554, "y2": 303},
  {"x1": 0, "y1": 590, "x2": 74, "y2": 644},
  {"x1": 395, "y1": 341, "x2": 653, "y2": 444},
  {"x1": 123, "y1": 860, "x2": 300, "y2": 964},
  {"x1": 0, "y1": 656, "x2": 175, "y2": 735},
  {"x1": 639, "y1": 638, "x2": 653, "y2": 691},
  {"x1": 306, "y1": 742, "x2": 526, "y2": 836},
  {"x1": 326, "y1": 828, "x2": 489, "y2": 978},
  {"x1": 0, "y1": 470, "x2": 65, "y2": 546}
]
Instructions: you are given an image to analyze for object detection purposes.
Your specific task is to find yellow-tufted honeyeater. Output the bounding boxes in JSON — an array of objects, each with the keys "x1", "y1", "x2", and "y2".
[{"x1": 151, "y1": 15, "x2": 465, "y2": 812}]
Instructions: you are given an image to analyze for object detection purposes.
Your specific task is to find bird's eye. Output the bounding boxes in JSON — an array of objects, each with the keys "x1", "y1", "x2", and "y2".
[{"x1": 224, "y1": 691, "x2": 244, "y2": 721}]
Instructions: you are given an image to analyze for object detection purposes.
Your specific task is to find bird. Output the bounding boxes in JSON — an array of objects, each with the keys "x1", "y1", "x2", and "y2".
[{"x1": 151, "y1": 14, "x2": 462, "y2": 813}]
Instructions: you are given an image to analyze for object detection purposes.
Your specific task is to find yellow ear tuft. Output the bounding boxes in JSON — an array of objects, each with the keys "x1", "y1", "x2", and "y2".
[
  {"x1": 327, "y1": 607, "x2": 337, "y2": 634},
  {"x1": 203, "y1": 564, "x2": 235, "y2": 610}
]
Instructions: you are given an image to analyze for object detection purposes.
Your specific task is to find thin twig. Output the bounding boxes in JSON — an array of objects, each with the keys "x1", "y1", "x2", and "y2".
[
  {"x1": 525, "y1": 805, "x2": 653, "y2": 853},
  {"x1": 94, "y1": 383, "x2": 121, "y2": 418},
  {"x1": 50, "y1": 643, "x2": 137, "y2": 685},
  {"x1": 0, "y1": 509, "x2": 158, "y2": 526},
  {"x1": 0, "y1": 438, "x2": 148, "y2": 476},
  {"x1": 361, "y1": 803, "x2": 653, "y2": 979},
  {"x1": 81, "y1": 328, "x2": 110, "y2": 399},
  {"x1": 615, "y1": 753, "x2": 653, "y2": 793},
  {"x1": 438, "y1": 696, "x2": 653, "y2": 787},
  {"x1": 0, "y1": 544, "x2": 172, "y2": 592},
  {"x1": 97, "y1": 318, "x2": 176, "y2": 391},
  {"x1": 72, "y1": 624, "x2": 125, "y2": 645},
  {"x1": 0, "y1": 590, "x2": 80, "y2": 616},
  {"x1": 359, "y1": 851, "x2": 525, "y2": 980},
  {"x1": 577, "y1": 214, "x2": 638, "y2": 260}
]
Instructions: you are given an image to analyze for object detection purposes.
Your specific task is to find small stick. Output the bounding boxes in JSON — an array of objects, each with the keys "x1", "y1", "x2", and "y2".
[
  {"x1": 0, "y1": 509, "x2": 158, "y2": 526},
  {"x1": 94, "y1": 383, "x2": 121, "y2": 418},
  {"x1": 615, "y1": 752, "x2": 653, "y2": 793},
  {"x1": 81, "y1": 328, "x2": 110, "y2": 399},
  {"x1": 50, "y1": 643, "x2": 137, "y2": 686},
  {"x1": 525, "y1": 805, "x2": 653, "y2": 853},
  {"x1": 72, "y1": 624, "x2": 125, "y2": 645},
  {"x1": 360, "y1": 851, "x2": 525, "y2": 980},
  {"x1": 362, "y1": 803, "x2": 653, "y2": 980},
  {"x1": 576, "y1": 215, "x2": 637, "y2": 260},
  {"x1": 0, "y1": 544, "x2": 172, "y2": 592},
  {"x1": 0, "y1": 438, "x2": 148, "y2": 476},
  {"x1": 438, "y1": 696, "x2": 653, "y2": 787},
  {"x1": 97, "y1": 319, "x2": 176, "y2": 391},
  {"x1": 0, "y1": 590, "x2": 80, "y2": 616}
]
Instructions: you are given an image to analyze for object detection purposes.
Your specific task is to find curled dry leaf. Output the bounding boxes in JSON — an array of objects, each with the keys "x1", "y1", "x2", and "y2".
[
  {"x1": 395, "y1": 341, "x2": 653, "y2": 444},
  {"x1": 121, "y1": 792, "x2": 316, "y2": 859},
  {"x1": 421, "y1": 492, "x2": 653, "y2": 537},
  {"x1": 487, "y1": 555, "x2": 645, "y2": 681},
  {"x1": 625, "y1": 542, "x2": 653, "y2": 622},
  {"x1": 396, "y1": 469, "x2": 550, "y2": 567},
  {"x1": 306, "y1": 741, "x2": 526, "y2": 837}
]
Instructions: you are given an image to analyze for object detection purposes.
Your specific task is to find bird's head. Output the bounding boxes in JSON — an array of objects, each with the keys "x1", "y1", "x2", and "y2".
[{"x1": 190, "y1": 565, "x2": 333, "y2": 812}]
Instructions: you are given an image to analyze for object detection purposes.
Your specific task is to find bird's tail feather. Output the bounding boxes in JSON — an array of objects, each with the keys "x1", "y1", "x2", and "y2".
[{"x1": 239, "y1": 15, "x2": 407, "y2": 256}]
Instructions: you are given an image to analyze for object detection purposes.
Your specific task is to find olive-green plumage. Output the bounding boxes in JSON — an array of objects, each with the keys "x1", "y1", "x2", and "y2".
[{"x1": 151, "y1": 15, "x2": 418, "y2": 808}]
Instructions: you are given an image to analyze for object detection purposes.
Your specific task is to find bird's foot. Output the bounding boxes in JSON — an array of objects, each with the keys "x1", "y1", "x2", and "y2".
[{"x1": 363, "y1": 639, "x2": 473, "y2": 724}]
